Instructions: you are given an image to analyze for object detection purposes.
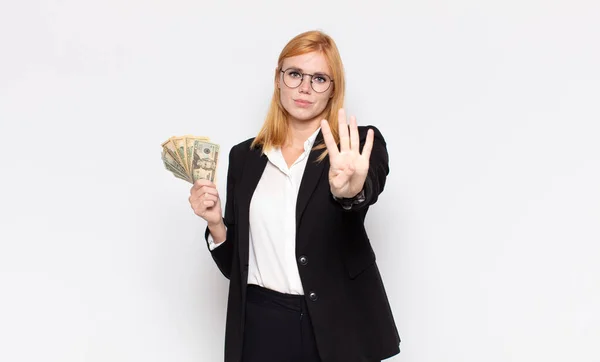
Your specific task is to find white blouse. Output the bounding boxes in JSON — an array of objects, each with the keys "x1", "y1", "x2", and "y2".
[{"x1": 208, "y1": 128, "x2": 321, "y2": 295}]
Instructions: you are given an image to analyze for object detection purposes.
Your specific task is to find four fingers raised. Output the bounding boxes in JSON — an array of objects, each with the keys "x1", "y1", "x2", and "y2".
[{"x1": 322, "y1": 108, "x2": 375, "y2": 157}]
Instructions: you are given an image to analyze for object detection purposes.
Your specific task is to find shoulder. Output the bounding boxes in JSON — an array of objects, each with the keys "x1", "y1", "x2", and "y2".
[
  {"x1": 228, "y1": 137, "x2": 261, "y2": 163},
  {"x1": 231, "y1": 137, "x2": 256, "y2": 153},
  {"x1": 357, "y1": 125, "x2": 387, "y2": 145}
]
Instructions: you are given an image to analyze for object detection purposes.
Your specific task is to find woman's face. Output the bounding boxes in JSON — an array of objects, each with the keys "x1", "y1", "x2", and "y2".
[{"x1": 278, "y1": 51, "x2": 334, "y2": 126}]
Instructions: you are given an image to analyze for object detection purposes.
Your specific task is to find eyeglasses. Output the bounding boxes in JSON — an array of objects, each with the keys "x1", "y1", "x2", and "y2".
[{"x1": 280, "y1": 68, "x2": 334, "y2": 93}]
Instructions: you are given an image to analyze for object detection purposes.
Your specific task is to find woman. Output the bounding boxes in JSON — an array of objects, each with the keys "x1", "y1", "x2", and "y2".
[{"x1": 189, "y1": 30, "x2": 401, "y2": 362}]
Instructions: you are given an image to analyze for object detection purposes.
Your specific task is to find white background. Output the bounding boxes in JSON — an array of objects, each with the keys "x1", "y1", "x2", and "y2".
[{"x1": 1, "y1": 0, "x2": 599, "y2": 361}]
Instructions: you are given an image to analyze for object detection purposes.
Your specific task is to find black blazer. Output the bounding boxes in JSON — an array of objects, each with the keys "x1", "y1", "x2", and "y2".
[{"x1": 205, "y1": 125, "x2": 401, "y2": 362}]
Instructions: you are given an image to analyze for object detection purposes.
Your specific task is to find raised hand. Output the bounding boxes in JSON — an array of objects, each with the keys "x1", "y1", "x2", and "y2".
[{"x1": 321, "y1": 108, "x2": 374, "y2": 199}]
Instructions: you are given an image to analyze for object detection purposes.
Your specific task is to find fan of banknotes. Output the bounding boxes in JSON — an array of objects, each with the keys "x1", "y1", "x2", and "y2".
[{"x1": 161, "y1": 135, "x2": 220, "y2": 183}]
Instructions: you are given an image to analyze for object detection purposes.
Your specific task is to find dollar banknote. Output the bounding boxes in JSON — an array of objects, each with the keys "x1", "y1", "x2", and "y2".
[
  {"x1": 169, "y1": 137, "x2": 190, "y2": 174},
  {"x1": 160, "y1": 135, "x2": 219, "y2": 184},
  {"x1": 161, "y1": 147, "x2": 191, "y2": 182},
  {"x1": 191, "y1": 139, "x2": 219, "y2": 183}
]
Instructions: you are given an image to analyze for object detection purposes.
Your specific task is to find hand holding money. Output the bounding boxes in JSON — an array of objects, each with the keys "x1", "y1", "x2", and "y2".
[
  {"x1": 189, "y1": 179, "x2": 224, "y2": 228},
  {"x1": 160, "y1": 135, "x2": 220, "y2": 183}
]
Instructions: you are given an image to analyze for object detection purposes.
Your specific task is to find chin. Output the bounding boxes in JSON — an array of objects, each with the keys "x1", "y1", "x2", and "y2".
[
  {"x1": 287, "y1": 106, "x2": 326, "y2": 123},
  {"x1": 289, "y1": 112, "x2": 318, "y2": 123}
]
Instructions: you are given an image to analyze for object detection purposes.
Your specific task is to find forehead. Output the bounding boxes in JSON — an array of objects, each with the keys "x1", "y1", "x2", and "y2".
[{"x1": 282, "y1": 51, "x2": 331, "y2": 74}]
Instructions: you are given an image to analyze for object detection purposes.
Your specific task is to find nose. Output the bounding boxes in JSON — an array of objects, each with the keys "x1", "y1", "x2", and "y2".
[{"x1": 299, "y1": 74, "x2": 312, "y2": 93}]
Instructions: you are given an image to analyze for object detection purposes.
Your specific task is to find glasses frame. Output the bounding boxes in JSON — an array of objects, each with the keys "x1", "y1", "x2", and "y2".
[{"x1": 279, "y1": 68, "x2": 334, "y2": 93}]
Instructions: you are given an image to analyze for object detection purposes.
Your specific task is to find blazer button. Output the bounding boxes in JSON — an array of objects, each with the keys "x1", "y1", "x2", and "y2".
[
  {"x1": 299, "y1": 255, "x2": 308, "y2": 265},
  {"x1": 308, "y1": 291, "x2": 318, "y2": 301}
]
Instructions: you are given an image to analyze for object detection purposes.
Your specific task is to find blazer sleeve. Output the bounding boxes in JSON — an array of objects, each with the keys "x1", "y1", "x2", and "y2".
[
  {"x1": 203, "y1": 144, "x2": 238, "y2": 279},
  {"x1": 336, "y1": 125, "x2": 390, "y2": 212}
]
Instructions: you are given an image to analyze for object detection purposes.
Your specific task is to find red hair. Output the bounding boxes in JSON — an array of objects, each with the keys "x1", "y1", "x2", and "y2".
[{"x1": 251, "y1": 30, "x2": 346, "y2": 161}]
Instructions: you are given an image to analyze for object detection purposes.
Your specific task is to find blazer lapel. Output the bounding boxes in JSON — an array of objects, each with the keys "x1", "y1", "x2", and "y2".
[
  {"x1": 236, "y1": 146, "x2": 268, "y2": 271},
  {"x1": 296, "y1": 130, "x2": 328, "y2": 229}
]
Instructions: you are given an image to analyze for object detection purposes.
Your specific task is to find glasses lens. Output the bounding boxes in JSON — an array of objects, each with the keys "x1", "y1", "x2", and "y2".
[
  {"x1": 283, "y1": 69, "x2": 302, "y2": 88},
  {"x1": 310, "y1": 73, "x2": 332, "y2": 93}
]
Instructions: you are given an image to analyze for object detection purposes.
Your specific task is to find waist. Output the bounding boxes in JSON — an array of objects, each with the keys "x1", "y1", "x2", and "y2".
[{"x1": 246, "y1": 283, "x2": 306, "y2": 312}]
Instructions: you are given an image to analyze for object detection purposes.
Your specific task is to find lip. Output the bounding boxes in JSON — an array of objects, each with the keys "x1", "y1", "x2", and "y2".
[{"x1": 293, "y1": 99, "x2": 313, "y2": 107}]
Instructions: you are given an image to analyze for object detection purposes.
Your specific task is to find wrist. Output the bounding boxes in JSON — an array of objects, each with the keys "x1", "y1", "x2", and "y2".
[
  {"x1": 207, "y1": 218, "x2": 225, "y2": 229},
  {"x1": 332, "y1": 186, "x2": 364, "y2": 199},
  {"x1": 207, "y1": 219, "x2": 227, "y2": 244},
  {"x1": 332, "y1": 188, "x2": 366, "y2": 210}
]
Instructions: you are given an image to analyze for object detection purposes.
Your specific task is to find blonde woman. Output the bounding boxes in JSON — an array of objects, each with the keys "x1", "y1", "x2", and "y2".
[{"x1": 189, "y1": 30, "x2": 401, "y2": 362}]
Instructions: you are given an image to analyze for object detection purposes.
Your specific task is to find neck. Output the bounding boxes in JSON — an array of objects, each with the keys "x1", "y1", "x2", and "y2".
[{"x1": 286, "y1": 118, "x2": 321, "y2": 150}]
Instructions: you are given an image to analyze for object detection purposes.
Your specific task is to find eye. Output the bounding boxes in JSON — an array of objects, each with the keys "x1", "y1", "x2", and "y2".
[
  {"x1": 288, "y1": 70, "x2": 302, "y2": 78},
  {"x1": 313, "y1": 74, "x2": 328, "y2": 83}
]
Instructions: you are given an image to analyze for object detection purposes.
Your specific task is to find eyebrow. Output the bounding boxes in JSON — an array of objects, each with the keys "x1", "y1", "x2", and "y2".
[{"x1": 286, "y1": 66, "x2": 329, "y2": 75}]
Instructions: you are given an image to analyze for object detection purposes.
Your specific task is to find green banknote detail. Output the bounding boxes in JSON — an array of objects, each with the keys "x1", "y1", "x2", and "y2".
[{"x1": 191, "y1": 140, "x2": 219, "y2": 183}]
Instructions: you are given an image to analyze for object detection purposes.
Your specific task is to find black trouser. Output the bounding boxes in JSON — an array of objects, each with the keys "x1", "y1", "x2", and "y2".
[{"x1": 241, "y1": 284, "x2": 322, "y2": 362}]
